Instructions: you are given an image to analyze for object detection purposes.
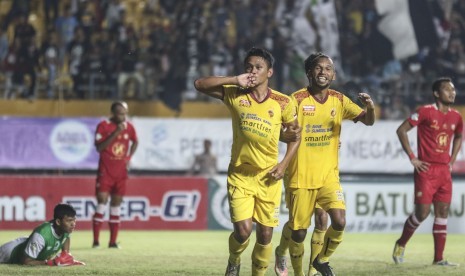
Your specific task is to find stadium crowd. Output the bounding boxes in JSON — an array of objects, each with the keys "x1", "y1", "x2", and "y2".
[{"x1": 0, "y1": 0, "x2": 464, "y2": 118}]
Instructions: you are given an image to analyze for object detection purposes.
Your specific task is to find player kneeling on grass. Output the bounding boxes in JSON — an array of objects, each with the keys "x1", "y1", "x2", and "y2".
[{"x1": 0, "y1": 203, "x2": 85, "y2": 266}]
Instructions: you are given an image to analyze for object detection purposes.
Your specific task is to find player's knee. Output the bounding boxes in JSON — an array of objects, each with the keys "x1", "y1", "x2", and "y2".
[
  {"x1": 234, "y1": 225, "x2": 253, "y2": 243},
  {"x1": 332, "y1": 217, "x2": 346, "y2": 231},
  {"x1": 291, "y1": 229, "x2": 307, "y2": 243}
]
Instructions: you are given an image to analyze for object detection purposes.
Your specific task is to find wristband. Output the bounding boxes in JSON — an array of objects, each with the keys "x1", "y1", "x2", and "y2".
[{"x1": 408, "y1": 152, "x2": 416, "y2": 160}]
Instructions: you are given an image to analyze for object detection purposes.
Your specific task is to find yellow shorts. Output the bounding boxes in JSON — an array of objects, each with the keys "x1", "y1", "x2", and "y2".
[
  {"x1": 227, "y1": 164, "x2": 282, "y2": 227},
  {"x1": 286, "y1": 181, "x2": 345, "y2": 230}
]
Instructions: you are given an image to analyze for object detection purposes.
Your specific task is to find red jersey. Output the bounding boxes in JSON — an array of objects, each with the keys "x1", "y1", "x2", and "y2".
[
  {"x1": 95, "y1": 119, "x2": 138, "y2": 178},
  {"x1": 408, "y1": 104, "x2": 463, "y2": 164}
]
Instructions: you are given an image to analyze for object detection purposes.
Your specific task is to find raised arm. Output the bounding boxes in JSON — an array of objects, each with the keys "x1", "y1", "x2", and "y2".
[
  {"x1": 357, "y1": 92, "x2": 375, "y2": 126},
  {"x1": 194, "y1": 73, "x2": 256, "y2": 100}
]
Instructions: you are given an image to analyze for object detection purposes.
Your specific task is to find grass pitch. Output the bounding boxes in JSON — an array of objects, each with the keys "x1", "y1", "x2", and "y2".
[{"x1": 0, "y1": 230, "x2": 464, "y2": 275}]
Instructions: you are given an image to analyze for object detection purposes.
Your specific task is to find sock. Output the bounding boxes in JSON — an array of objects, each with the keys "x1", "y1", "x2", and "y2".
[
  {"x1": 228, "y1": 233, "x2": 250, "y2": 265},
  {"x1": 397, "y1": 213, "x2": 421, "y2": 246},
  {"x1": 251, "y1": 242, "x2": 272, "y2": 276},
  {"x1": 276, "y1": 221, "x2": 292, "y2": 256},
  {"x1": 289, "y1": 239, "x2": 305, "y2": 276},
  {"x1": 109, "y1": 206, "x2": 121, "y2": 245},
  {"x1": 319, "y1": 226, "x2": 343, "y2": 263},
  {"x1": 309, "y1": 229, "x2": 326, "y2": 272},
  {"x1": 433, "y1": 217, "x2": 447, "y2": 262},
  {"x1": 92, "y1": 204, "x2": 106, "y2": 244}
]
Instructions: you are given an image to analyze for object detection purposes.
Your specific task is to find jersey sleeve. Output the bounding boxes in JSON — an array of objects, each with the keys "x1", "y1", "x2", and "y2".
[
  {"x1": 23, "y1": 233, "x2": 46, "y2": 259},
  {"x1": 222, "y1": 85, "x2": 237, "y2": 108},
  {"x1": 95, "y1": 121, "x2": 106, "y2": 144},
  {"x1": 342, "y1": 94, "x2": 364, "y2": 121},
  {"x1": 407, "y1": 107, "x2": 423, "y2": 127},
  {"x1": 282, "y1": 97, "x2": 297, "y2": 124},
  {"x1": 128, "y1": 122, "x2": 138, "y2": 142},
  {"x1": 455, "y1": 113, "x2": 463, "y2": 135}
]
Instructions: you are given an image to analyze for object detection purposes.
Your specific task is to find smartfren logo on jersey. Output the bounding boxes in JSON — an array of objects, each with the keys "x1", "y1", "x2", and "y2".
[{"x1": 49, "y1": 120, "x2": 93, "y2": 164}]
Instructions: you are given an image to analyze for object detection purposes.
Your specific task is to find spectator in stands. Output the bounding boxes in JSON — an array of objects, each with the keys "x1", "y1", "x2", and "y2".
[
  {"x1": 0, "y1": 28, "x2": 8, "y2": 62},
  {"x1": 382, "y1": 94, "x2": 411, "y2": 120},
  {"x1": 41, "y1": 31, "x2": 60, "y2": 99},
  {"x1": 43, "y1": 0, "x2": 59, "y2": 28},
  {"x1": 117, "y1": 29, "x2": 145, "y2": 99},
  {"x1": 67, "y1": 27, "x2": 88, "y2": 99},
  {"x1": 55, "y1": 5, "x2": 79, "y2": 62},
  {"x1": 15, "y1": 38, "x2": 40, "y2": 100},
  {"x1": 13, "y1": 13, "x2": 36, "y2": 47},
  {"x1": 104, "y1": 0, "x2": 125, "y2": 30},
  {"x1": 3, "y1": 38, "x2": 22, "y2": 99}
]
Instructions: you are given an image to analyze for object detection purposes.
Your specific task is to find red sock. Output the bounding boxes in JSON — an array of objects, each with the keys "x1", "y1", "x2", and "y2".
[
  {"x1": 397, "y1": 213, "x2": 420, "y2": 246},
  {"x1": 109, "y1": 215, "x2": 120, "y2": 245},
  {"x1": 433, "y1": 217, "x2": 447, "y2": 262},
  {"x1": 92, "y1": 213, "x2": 104, "y2": 244}
]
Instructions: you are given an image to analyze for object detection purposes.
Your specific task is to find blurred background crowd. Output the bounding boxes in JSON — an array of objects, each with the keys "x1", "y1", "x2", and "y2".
[{"x1": 1, "y1": 0, "x2": 465, "y2": 118}]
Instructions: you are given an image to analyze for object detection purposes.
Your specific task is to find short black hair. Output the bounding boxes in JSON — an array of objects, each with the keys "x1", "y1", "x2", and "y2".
[
  {"x1": 432, "y1": 77, "x2": 452, "y2": 93},
  {"x1": 53, "y1": 203, "x2": 76, "y2": 221},
  {"x1": 244, "y1": 47, "x2": 274, "y2": 68},
  {"x1": 304, "y1": 52, "x2": 331, "y2": 73},
  {"x1": 111, "y1": 101, "x2": 128, "y2": 112}
]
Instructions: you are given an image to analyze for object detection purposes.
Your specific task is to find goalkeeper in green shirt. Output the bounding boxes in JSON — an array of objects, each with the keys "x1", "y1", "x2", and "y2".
[{"x1": 0, "y1": 203, "x2": 85, "y2": 266}]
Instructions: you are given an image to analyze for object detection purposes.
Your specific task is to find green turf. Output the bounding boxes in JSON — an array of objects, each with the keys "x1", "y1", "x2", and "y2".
[{"x1": 0, "y1": 230, "x2": 464, "y2": 275}]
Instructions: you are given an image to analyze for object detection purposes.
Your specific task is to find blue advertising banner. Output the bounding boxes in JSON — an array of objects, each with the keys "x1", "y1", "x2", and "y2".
[{"x1": 0, "y1": 117, "x2": 101, "y2": 169}]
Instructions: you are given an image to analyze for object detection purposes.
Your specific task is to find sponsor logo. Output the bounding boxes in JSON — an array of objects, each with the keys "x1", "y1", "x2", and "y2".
[
  {"x1": 303, "y1": 105, "x2": 315, "y2": 111},
  {"x1": 64, "y1": 192, "x2": 201, "y2": 222},
  {"x1": 0, "y1": 196, "x2": 46, "y2": 221},
  {"x1": 49, "y1": 120, "x2": 93, "y2": 164}
]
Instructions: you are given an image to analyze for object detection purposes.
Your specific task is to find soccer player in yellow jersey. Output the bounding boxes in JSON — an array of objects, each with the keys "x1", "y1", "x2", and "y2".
[
  {"x1": 194, "y1": 47, "x2": 300, "y2": 276},
  {"x1": 274, "y1": 52, "x2": 375, "y2": 276}
]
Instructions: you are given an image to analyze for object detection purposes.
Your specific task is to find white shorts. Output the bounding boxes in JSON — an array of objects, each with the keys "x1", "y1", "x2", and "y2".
[{"x1": 0, "y1": 237, "x2": 27, "y2": 263}]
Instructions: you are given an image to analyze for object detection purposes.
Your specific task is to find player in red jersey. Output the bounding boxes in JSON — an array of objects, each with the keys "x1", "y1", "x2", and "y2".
[
  {"x1": 393, "y1": 77, "x2": 463, "y2": 266},
  {"x1": 92, "y1": 101, "x2": 138, "y2": 249}
]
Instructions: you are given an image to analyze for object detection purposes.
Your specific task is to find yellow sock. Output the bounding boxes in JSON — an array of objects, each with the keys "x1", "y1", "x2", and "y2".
[
  {"x1": 319, "y1": 226, "x2": 343, "y2": 263},
  {"x1": 289, "y1": 239, "x2": 305, "y2": 276},
  {"x1": 309, "y1": 229, "x2": 326, "y2": 273},
  {"x1": 276, "y1": 221, "x2": 291, "y2": 256},
  {"x1": 228, "y1": 233, "x2": 250, "y2": 265},
  {"x1": 251, "y1": 242, "x2": 272, "y2": 276}
]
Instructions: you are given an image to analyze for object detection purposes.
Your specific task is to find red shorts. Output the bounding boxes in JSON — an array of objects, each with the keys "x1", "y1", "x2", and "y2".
[
  {"x1": 413, "y1": 164, "x2": 452, "y2": 204},
  {"x1": 96, "y1": 172, "x2": 127, "y2": 196}
]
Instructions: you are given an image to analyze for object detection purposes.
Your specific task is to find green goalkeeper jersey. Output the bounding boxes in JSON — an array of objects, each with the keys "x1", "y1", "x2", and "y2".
[{"x1": 8, "y1": 221, "x2": 69, "y2": 263}]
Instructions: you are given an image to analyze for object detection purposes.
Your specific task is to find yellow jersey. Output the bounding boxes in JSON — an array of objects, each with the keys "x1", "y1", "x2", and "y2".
[
  {"x1": 224, "y1": 85, "x2": 296, "y2": 170},
  {"x1": 287, "y1": 88, "x2": 364, "y2": 189}
]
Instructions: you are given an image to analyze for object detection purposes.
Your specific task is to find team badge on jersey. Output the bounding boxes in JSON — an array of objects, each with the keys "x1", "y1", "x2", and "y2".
[
  {"x1": 268, "y1": 110, "x2": 274, "y2": 118},
  {"x1": 330, "y1": 108, "x2": 336, "y2": 118},
  {"x1": 239, "y1": 98, "x2": 251, "y2": 107}
]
